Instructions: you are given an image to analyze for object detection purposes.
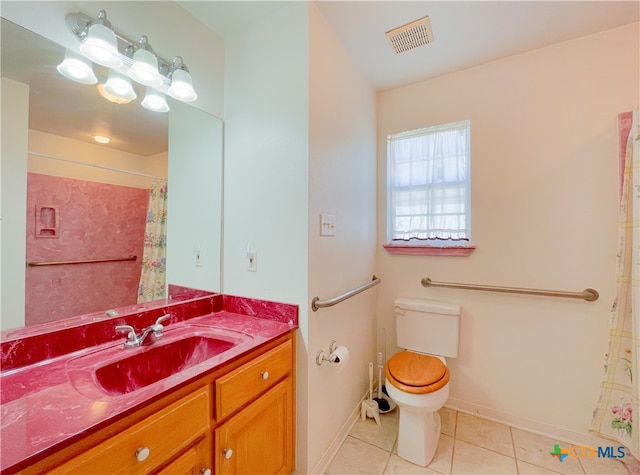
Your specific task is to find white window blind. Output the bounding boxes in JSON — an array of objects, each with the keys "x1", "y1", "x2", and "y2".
[{"x1": 387, "y1": 120, "x2": 471, "y2": 245}]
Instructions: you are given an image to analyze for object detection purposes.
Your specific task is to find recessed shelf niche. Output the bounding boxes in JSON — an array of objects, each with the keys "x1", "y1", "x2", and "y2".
[{"x1": 35, "y1": 205, "x2": 59, "y2": 238}]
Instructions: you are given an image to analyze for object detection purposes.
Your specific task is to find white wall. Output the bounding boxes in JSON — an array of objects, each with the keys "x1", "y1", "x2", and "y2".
[
  {"x1": 223, "y1": 3, "x2": 378, "y2": 472},
  {"x1": 307, "y1": 4, "x2": 377, "y2": 472},
  {"x1": 0, "y1": 78, "x2": 29, "y2": 330},
  {"x1": 167, "y1": 103, "x2": 223, "y2": 293},
  {"x1": 28, "y1": 130, "x2": 168, "y2": 188},
  {"x1": 376, "y1": 23, "x2": 640, "y2": 444},
  {"x1": 221, "y1": 3, "x2": 310, "y2": 469}
]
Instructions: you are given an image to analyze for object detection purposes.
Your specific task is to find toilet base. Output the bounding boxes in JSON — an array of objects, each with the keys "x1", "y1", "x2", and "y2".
[{"x1": 396, "y1": 408, "x2": 441, "y2": 467}]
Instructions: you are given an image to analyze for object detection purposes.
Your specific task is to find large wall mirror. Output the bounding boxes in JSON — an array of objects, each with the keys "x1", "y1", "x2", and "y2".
[{"x1": 1, "y1": 18, "x2": 223, "y2": 328}]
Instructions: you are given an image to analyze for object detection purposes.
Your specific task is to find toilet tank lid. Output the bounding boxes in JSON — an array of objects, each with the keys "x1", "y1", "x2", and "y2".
[{"x1": 394, "y1": 298, "x2": 461, "y2": 316}]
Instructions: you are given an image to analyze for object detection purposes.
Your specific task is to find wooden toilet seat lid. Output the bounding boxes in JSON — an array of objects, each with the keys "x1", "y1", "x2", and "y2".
[{"x1": 385, "y1": 351, "x2": 449, "y2": 394}]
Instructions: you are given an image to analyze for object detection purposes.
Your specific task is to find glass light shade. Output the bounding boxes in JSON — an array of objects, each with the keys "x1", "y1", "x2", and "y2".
[
  {"x1": 168, "y1": 69, "x2": 197, "y2": 102},
  {"x1": 57, "y1": 49, "x2": 97, "y2": 84},
  {"x1": 141, "y1": 88, "x2": 170, "y2": 112},
  {"x1": 103, "y1": 70, "x2": 137, "y2": 101},
  {"x1": 128, "y1": 48, "x2": 163, "y2": 87},
  {"x1": 97, "y1": 82, "x2": 133, "y2": 104},
  {"x1": 80, "y1": 23, "x2": 122, "y2": 68}
]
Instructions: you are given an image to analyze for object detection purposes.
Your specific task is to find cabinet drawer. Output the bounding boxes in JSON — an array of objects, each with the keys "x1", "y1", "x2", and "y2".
[
  {"x1": 50, "y1": 387, "x2": 210, "y2": 474},
  {"x1": 215, "y1": 340, "x2": 292, "y2": 420}
]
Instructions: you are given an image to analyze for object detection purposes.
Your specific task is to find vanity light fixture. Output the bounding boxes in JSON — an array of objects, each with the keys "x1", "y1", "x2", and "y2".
[
  {"x1": 56, "y1": 49, "x2": 98, "y2": 85},
  {"x1": 103, "y1": 70, "x2": 137, "y2": 101},
  {"x1": 127, "y1": 36, "x2": 163, "y2": 87},
  {"x1": 97, "y1": 80, "x2": 133, "y2": 104},
  {"x1": 166, "y1": 56, "x2": 197, "y2": 102},
  {"x1": 77, "y1": 10, "x2": 122, "y2": 68},
  {"x1": 141, "y1": 88, "x2": 170, "y2": 113},
  {"x1": 61, "y1": 9, "x2": 198, "y2": 113}
]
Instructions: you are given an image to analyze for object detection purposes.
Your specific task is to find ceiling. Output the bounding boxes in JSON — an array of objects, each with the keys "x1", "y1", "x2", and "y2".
[
  {"x1": 184, "y1": 0, "x2": 639, "y2": 92},
  {"x1": 3, "y1": 1, "x2": 637, "y2": 156}
]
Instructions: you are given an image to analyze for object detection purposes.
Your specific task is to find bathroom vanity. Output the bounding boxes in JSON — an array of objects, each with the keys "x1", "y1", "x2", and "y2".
[{"x1": 0, "y1": 289, "x2": 297, "y2": 474}]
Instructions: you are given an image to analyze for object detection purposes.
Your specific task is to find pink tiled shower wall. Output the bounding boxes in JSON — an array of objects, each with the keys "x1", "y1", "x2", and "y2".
[{"x1": 25, "y1": 173, "x2": 148, "y2": 325}]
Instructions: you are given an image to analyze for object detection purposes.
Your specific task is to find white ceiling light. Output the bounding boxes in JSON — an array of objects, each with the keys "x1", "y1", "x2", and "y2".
[
  {"x1": 56, "y1": 49, "x2": 97, "y2": 85},
  {"x1": 128, "y1": 36, "x2": 163, "y2": 87},
  {"x1": 141, "y1": 88, "x2": 170, "y2": 113},
  {"x1": 93, "y1": 135, "x2": 111, "y2": 144}
]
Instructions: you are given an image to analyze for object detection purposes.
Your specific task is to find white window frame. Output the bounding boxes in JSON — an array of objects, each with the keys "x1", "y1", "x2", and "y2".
[{"x1": 385, "y1": 120, "x2": 474, "y2": 256}]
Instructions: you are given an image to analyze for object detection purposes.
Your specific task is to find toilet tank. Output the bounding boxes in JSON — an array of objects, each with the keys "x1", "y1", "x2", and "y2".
[{"x1": 394, "y1": 298, "x2": 460, "y2": 358}]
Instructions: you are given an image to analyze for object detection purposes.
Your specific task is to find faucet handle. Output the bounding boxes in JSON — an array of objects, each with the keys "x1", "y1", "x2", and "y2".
[
  {"x1": 115, "y1": 325, "x2": 137, "y2": 345},
  {"x1": 151, "y1": 314, "x2": 171, "y2": 336},
  {"x1": 155, "y1": 314, "x2": 171, "y2": 326}
]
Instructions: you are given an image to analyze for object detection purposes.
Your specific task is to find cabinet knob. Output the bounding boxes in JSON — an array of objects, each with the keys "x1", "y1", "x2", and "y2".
[
  {"x1": 260, "y1": 371, "x2": 269, "y2": 380},
  {"x1": 223, "y1": 448, "x2": 233, "y2": 459},
  {"x1": 135, "y1": 446, "x2": 150, "y2": 462},
  {"x1": 200, "y1": 469, "x2": 212, "y2": 475}
]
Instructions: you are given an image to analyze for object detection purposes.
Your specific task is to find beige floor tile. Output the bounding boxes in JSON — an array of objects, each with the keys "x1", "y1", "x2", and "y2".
[
  {"x1": 578, "y1": 453, "x2": 629, "y2": 475},
  {"x1": 384, "y1": 454, "x2": 441, "y2": 474},
  {"x1": 326, "y1": 436, "x2": 391, "y2": 475},
  {"x1": 451, "y1": 439, "x2": 518, "y2": 475},
  {"x1": 455, "y1": 412, "x2": 514, "y2": 457},
  {"x1": 349, "y1": 413, "x2": 399, "y2": 452},
  {"x1": 428, "y1": 433, "x2": 454, "y2": 475},
  {"x1": 517, "y1": 459, "x2": 563, "y2": 474},
  {"x1": 511, "y1": 428, "x2": 584, "y2": 474},
  {"x1": 440, "y1": 407, "x2": 457, "y2": 437}
]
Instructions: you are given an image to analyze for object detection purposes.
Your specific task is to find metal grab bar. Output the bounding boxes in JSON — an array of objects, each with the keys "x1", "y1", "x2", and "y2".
[
  {"x1": 421, "y1": 277, "x2": 599, "y2": 302},
  {"x1": 312, "y1": 275, "x2": 381, "y2": 311},
  {"x1": 27, "y1": 255, "x2": 137, "y2": 267}
]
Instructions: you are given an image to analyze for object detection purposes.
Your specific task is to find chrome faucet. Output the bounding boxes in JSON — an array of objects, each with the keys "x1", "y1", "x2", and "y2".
[{"x1": 115, "y1": 314, "x2": 171, "y2": 348}]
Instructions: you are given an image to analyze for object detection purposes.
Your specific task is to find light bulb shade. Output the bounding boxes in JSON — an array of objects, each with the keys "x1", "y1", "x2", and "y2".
[
  {"x1": 103, "y1": 70, "x2": 137, "y2": 101},
  {"x1": 80, "y1": 23, "x2": 122, "y2": 68},
  {"x1": 141, "y1": 88, "x2": 170, "y2": 112},
  {"x1": 128, "y1": 48, "x2": 162, "y2": 87},
  {"x1": 168, "y1": 69, "x2": 197, "y2": 102},
  {"x1": 57, "y1": 49, "x2": 97, "y2": 84}
]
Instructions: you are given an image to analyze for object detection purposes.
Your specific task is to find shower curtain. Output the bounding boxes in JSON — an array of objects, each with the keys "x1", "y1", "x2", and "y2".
[
  {"x1": 137, "y1": 181, "x2": 168, "y2": 303},
  {"x1": 591, "y1": 110, "x2": 639, "y2": 459}
]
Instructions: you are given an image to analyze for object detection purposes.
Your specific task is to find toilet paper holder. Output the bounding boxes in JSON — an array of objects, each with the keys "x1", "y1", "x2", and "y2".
[{"x1": 316, "y1": 340, "x2": 341, "y2": 365}]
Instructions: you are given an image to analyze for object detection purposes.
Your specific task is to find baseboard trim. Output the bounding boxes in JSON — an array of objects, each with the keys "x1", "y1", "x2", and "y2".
[{"x1": 445, "y1": 397, "x2": 613, "y2": 447}]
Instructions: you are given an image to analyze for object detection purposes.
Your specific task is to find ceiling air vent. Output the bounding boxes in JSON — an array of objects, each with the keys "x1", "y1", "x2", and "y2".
[{"x1": 385, "y1": 16, "x2": 433, "y2": 54}]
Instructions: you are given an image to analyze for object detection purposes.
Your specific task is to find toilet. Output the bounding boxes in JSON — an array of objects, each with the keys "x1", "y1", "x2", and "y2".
[{"x1": 384, "y1": 298, "x2": 461, "y2": 467}]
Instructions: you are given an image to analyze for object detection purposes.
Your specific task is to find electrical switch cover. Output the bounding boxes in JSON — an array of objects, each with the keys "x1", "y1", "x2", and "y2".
[
  {"x1": 247, "y1": 251, "x2": 257, "y2": 272},
  {"x1": 320, "y1": 213, "x2": 336, "y2": 236}
]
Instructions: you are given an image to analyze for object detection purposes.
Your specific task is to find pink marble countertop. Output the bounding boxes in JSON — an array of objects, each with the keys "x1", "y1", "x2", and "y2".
[{"x1": 0, "y1": 291, "x2": 298, "y2": 474}]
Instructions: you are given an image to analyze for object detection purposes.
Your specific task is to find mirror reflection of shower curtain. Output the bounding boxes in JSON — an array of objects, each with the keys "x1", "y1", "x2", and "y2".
[
  {"x1": 137, "y1": 181, "x2": 168, "y2": 303},
  {"x1": 591, "y1": 110, "x2": 639, "y2": 459}
]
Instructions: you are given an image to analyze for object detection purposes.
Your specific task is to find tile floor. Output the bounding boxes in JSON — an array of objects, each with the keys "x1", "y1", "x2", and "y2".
[{"x1": 325, "y1": 407, "x2": 636, "y2": 475}]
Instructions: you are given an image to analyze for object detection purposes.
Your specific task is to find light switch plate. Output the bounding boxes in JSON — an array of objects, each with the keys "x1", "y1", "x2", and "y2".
[{"x1": 320, "y1": 214, "x2": 336, "y2": 236}]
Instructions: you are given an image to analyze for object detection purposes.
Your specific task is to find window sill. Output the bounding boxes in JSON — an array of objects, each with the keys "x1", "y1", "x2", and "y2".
[{"x1": 383, "y1": 244, "x2": 476, "y2": 257}]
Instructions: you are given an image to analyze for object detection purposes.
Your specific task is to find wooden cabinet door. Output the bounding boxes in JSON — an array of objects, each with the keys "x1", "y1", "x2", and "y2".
[
  {"x1": 215, "y1": 378, "x2": 293, "y2": 475},
  {"x1": 158, "y1": 435, "x2": 212, "y2": 475}
]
